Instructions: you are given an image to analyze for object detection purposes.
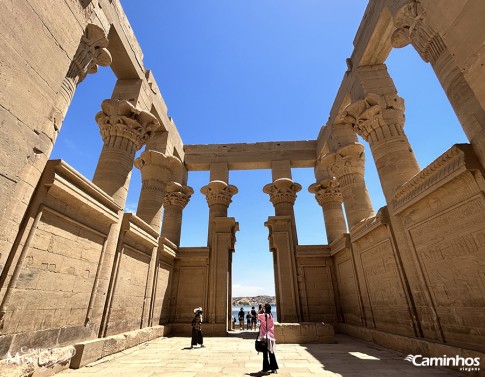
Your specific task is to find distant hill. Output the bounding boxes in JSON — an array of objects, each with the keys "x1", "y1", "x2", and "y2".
[{"x1": 232, "y1": 295, "x2": 276, "y2": 307}]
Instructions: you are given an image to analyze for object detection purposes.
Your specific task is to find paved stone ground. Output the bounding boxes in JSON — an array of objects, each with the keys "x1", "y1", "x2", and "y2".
[{"x1": 59, "y1": 333, "x2": 463, "y2": 377}]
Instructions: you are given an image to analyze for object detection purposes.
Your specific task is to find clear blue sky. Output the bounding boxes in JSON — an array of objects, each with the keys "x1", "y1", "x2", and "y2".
[{"x1": 51, "y1": 1, "x2": 467, "y2": 297}]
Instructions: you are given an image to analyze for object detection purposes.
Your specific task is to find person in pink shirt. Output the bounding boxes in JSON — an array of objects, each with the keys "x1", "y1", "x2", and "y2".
[{"x1": 257, "y1": 303, "x2": 279, "y2": 374}]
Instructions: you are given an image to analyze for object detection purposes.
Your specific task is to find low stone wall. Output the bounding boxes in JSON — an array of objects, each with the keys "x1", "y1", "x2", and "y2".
[
  {"x1": 275, "y1": 322, "x2": 335, "y2": 344},
  {"x1": 70, "y1": 325, "x2": 170, "y2": 369}
]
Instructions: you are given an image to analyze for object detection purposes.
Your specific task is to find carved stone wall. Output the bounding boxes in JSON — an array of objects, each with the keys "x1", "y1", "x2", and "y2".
[
  {"x1": 332, "y1": 236, "x2": 361, "y2": 326},
  {"x1": 393, "y1": 145, "x2": 485, "y2": 351},
  {"x1": 295, "y1": 246, "x2": 337, "y2": 324}
]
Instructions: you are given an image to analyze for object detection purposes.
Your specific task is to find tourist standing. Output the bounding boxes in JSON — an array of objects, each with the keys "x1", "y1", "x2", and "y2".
[
  {"x1": 251, "y1": 306, "x2": 257, "y2": 330},
  {"x1": 238, "y1": 308, "x2": 245, "y2": 330},
  {"x1": 246, "y1": 311, "x2": 252, "y2": 330},
  {"x1": 191, "y1": 307, "x2": 204, "y2": 348},
  {"x1": 258, "y1": 303, "x2": 279, "y2": 374}
]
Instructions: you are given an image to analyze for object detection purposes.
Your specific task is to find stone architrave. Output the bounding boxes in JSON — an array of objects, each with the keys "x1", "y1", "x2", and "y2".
[
  {"x1": 322, "y1": 143, "x2": 375, "y2": 230},
  {"x1": 92, "y1": 99, "x2": 159, "y2": 208},
  {"x1": 134, "y1": 152, "x2": 182, "y2": 233},
  {"x1": 52, "y1": 23, "x2": 112, "y2": 132},
  {"x1": 200, "y1": 180, "x2": 238, "y2": 244},
  {"x1": 343, "y1": 93, "x2": 420, "y2": 202},
  {"x1": 309, "y1": 177, "x2": 347, "y2": 243},
  {"x1": 161, "y1": 182, "x2": 194, "y2": 246},
  {"x1": 391, "y1": 1, "x2": 485, "y2": 171}
]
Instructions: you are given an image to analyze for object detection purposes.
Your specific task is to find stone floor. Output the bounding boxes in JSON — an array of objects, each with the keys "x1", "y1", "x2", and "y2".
[{"x1": 59, "y1": 333, "x2": 463, "y2": 377}]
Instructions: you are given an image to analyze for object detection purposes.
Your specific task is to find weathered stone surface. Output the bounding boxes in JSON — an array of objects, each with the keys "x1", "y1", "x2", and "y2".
[{"x1": 274, "y1": 322, "x2": 335, "y2": 344}]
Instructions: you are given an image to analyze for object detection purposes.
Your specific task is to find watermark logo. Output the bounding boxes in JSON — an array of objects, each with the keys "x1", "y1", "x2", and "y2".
[
  {"x1": 404, "y1": 354, "x2": 481, "y2": 372},
  {"x1": 5, "y1": 346, "x2": 76, "y2": 371}
]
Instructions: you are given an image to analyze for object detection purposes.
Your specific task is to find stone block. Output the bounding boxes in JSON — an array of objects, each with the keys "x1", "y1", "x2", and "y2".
[
  {"x1": 125, "y1": 328, "x2": 150, "y2": 349},
  {"x1": 101, "y1": 334, "x2": 126, "y2": 358},
  {"x1": 69, "y1": 339, "x2": 104, "y2": 369},
  {"x1": 274, "y1": 322, "x2": 335, "y2": 344},
  {"x1": 9, "y1": 328, "x2": 60, "y2": 356},
  {"x1": 57, "y1": 325, "x2": 96, "y2": 347},
  {"x1": 0, "y1": 334, "x2": 14, "y2": 359}
]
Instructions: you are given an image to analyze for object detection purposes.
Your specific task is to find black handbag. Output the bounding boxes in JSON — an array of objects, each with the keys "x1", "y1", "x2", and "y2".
[{"x1": 254, "y1": 314, "x2": 268, "y2": 353}]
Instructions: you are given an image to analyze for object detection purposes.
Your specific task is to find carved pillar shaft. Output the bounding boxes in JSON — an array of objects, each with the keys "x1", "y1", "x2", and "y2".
[
  {"x1": 324, "y1": 143, "x2": 375, "y2": 230},
  {"x1": 161, "y1": 183, "x2": 193, "y2": 246},
  {"x1": 92, "y1": 99, "x2": 159, "y2": 209},
  {"x1": 344, "y1": 93, "x2": 420, "y2": 202},
  {"x1": 309, "y1": 178, "x2": 347, "y2": 243},
  {"x1": 134, "y1": 152, "x2": 182, "y2": 232}
]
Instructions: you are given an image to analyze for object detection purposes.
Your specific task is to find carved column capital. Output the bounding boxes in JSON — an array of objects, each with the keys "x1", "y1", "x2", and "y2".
[
  {"x1": 163, "y1": 182, "x2": 194, "y2": 208},
  {"x1": 134, "y1": 151, "x2": 182, "y2": 183},
  {"x1": 200, "y1": 180, "x2": 238, "y2": 207},
  {"x1": 66, "y1": 23, "x2": 112, "y2": 85},
  {"x1": 391, "y1": 1, "x2": 445, "y2": 63},
  {"x1": 96, "y1": 99, "x2": 159, "y2": 151},
  {"x1": 263, "y1": 178, "x2": 302, "y2": 206},
  {"x1": 327, "y1": 143, "x2": 366, "y2": 180},
  {"x1": 343, "y1": 94, "x2": 405, "y2": 144},
  {"x1": 308, "y1": 178, "x2": 343, "y2": 206}
]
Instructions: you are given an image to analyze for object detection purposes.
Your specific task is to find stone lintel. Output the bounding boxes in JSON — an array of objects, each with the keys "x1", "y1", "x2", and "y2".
[
  {"x1": 295, "y1": 245, "x2": 331, "y2": 257},
  {"x1": 176, "y1": 247, "x2": 210, "y2": 260},
  {"x1": 184, "y1": 141, "x2": 316, "y2": 171}
]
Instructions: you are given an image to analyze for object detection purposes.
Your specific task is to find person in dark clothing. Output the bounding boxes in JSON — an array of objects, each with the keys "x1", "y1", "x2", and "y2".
[
  {"x1": 250, "y1": 306, "x2": 257, "y2": 330},
  {"x1": 191, "y1": 307, "x2": 204, "y2": 348}
]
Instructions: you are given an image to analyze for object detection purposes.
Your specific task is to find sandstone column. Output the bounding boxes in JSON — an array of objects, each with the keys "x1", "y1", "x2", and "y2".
[
  {"x1": 344, "y1": 93, "x2": 420, "y2": 202},
  {"x1": 200, "y1": 164, "x2": 238, "y2": 333},
  {"x1": 323, "y1": 143, "x2": 375, "y2": 230},
  {"x1": 392, "y1": 1, "x2": 485, "y2": 170},
  {"x1": 200, "y1": 180, "x2": 238, "y2": 245},
  {"x1": 134, "y1": 152, "x2": 182, "y2": 232},
  {"x1": 263, "y1": 161, "x2": 302, "y2": 323},
  {"x1": 161, "y1": 182, "x2": 194, "y2": 246},
  {"x1": 308, "y1": 177, "x2": 347, "y2": 243},
  {"x1": 92, "y1": 99, "x2": 159, "y2": 209}
]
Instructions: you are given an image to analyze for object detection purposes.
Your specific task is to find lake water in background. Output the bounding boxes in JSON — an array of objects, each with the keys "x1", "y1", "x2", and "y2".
[{"x1": 231, "y1": 305, "x2": 277, "y2": 321}]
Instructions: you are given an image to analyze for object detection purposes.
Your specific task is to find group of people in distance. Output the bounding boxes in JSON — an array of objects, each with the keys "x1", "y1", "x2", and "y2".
[
  {"x1": 191, "y1": 303, "x2": 279, "y2": 375},
  {"x1": 236, "y1": 306, "x2": 258, "y2": 330}
]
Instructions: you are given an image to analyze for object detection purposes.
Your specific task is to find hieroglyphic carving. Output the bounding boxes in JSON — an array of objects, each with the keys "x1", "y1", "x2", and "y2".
[
  {"x1": 409, "y1": 198, "x2": 485, "y2": 311},
  {"x1": 360, "y1": 241, "x2": 407, "y2": 308},
  {"x1": 409, "y1": 197, "x2": 485, "y2": 245}
]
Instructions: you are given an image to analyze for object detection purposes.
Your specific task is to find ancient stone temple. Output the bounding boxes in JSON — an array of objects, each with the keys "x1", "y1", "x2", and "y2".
[{"x1": 0, "y1": 0, "x2": 484, "y2": 375}]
